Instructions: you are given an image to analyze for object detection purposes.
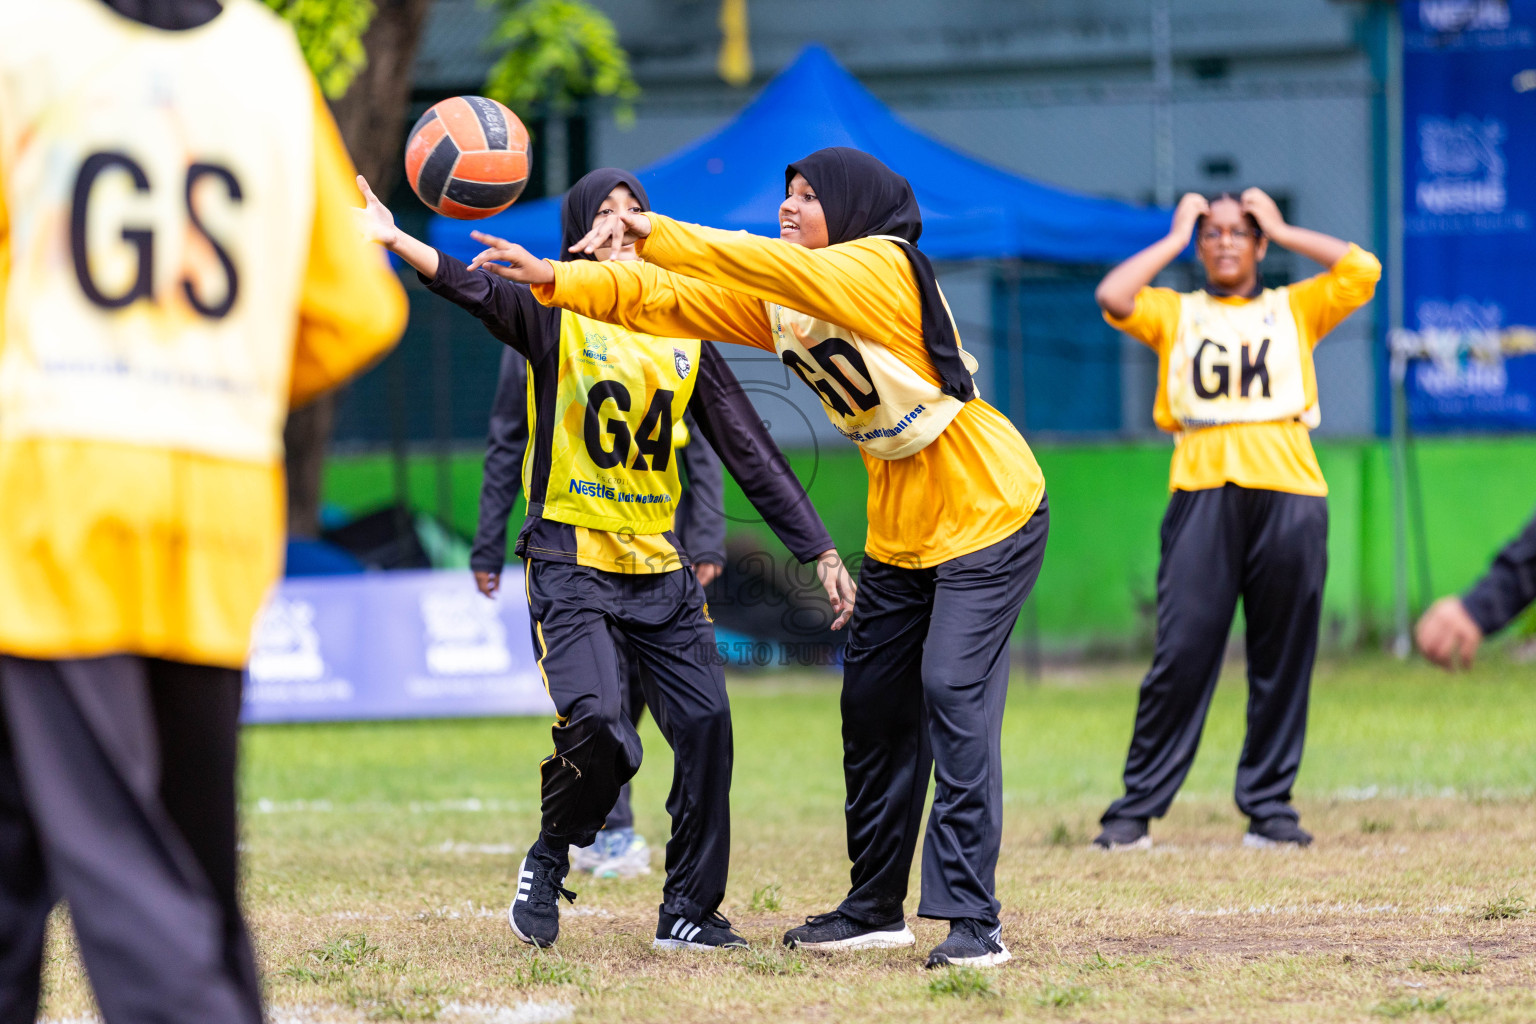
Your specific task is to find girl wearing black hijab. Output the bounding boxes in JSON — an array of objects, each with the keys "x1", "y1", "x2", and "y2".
[
  {"x1": 467, "y1": 147, "x2": 1048, "y2": 968},
  {"x1": 357, "y1": 168, "x2": 850, "y2": 952}
]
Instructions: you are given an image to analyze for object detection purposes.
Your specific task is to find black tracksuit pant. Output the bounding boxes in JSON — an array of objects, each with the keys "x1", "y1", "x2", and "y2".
[
  {"x1": 525, "y1": 559, "x2": 729, "y2": 922},
  {"x1": 837, "y1": 499, "x2": 1049, "y2": 929},
  {"x1": 1103, "y1": 484, "x2": 1328, "y2": 826},
  {"x1": 0, "y1": 656, "x2": 261, "y2": 1024},
  {"x1": 602, "y1": 636, "x2": 648, "y2": 833}
]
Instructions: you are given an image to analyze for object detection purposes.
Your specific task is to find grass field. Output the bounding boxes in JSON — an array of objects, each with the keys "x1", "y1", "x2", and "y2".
[{"x1": 38, "y1": 654, "x2": 1536, "y2": 1023}]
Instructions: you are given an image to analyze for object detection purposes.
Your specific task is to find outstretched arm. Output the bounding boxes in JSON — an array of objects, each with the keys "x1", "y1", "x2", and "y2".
[
  {"x1": 464, "y1": 231, "x2": 775, "y2": 350},
  {"x1": 573, "y1": 213, "x2": 923, "y2": 345},
  {"x1": 690, "y1": 342, "x2": 855, "y2": 629},
  {"x1": 357, "y1": 177, "x2": 547, "y2": 357},
  {"x1": 1095, "y1": 193, "x2": 1205, "y2": 319},
  {"x1": 356, "y1": 174, "x2": 439, "y2": 279},
  {"x1": 675, "y1": 411, "x2": 727, "y2": 578}
]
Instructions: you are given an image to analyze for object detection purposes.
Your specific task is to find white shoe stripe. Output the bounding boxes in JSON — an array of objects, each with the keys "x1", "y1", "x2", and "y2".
[
  {"x1": 685, "y1": 924, "x2": 700, "y2": 941},
  {"x1": 670, "y1": 918, "x2": 685, "y2": 937}
]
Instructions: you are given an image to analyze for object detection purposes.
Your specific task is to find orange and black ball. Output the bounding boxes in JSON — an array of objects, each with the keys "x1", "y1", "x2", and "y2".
[{"x1": 404, "y1": 96, "x2": 530, "y2": 219}]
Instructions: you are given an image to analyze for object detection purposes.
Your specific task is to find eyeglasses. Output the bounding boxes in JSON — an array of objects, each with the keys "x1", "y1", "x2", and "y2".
[{"x1": 1198, "y1": 227, "x2": 1256, "y2": 244}]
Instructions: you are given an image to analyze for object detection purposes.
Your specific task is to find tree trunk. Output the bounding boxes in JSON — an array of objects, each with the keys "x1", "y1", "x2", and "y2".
[{"x1": 283, "y1": 0, "x2": 432, "y2": 538}]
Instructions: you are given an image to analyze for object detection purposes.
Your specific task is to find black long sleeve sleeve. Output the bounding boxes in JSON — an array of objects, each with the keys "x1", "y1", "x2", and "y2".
[
  {"x1": 688, "y1": 342, "x2": 833, "y2": 564},
  {"x1": 420, "y1": 250, "x2": 555, "y2": 360},
  {"x1": 674, "y1": 411, "x2": 727, "y2": 566},
  {"x1": 1462, "y1": 507, "x2": 1536, "y2": 635},
  {"x1": 470, "y1": 348, "x2": 530, "y2": 573}
]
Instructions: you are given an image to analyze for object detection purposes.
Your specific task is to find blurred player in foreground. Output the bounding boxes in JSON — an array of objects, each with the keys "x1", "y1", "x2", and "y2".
[
  {"x1": 1417, "y1": 510, "x2": 1536, "y2": 669},
  {"x1": 1092, "y1": 189, "x2": 1378, "y2": 851},
  {"x1": 472, "y1": 319, "x2": 728, "y2": 880},
  {"x1": 359, "y1": 166, "x2": 849, "y2": 951},
  {"x1": 0, "y1": 0, "x2": 406, "y2": 1020},
  {"x1": 469, "y1": 147, "x2": 1048, "y2": 969}
]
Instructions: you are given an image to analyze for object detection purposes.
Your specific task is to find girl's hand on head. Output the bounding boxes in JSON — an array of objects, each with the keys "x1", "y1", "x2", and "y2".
[
  {"x1": 355, "y1": 175, "x2": 400, "y2": 248},
  {"x1": 1240, "y1": 188, "x2": 1286, "y2": 237},
  {"x1": 1170, "y1": 193, "x2": 1209, "y2": 243},
  {"x1": 466, "y1": 232, "x2": 555, "y2": 285},
  {"x1": 816, "y1": 550, "x2": 857, "y2": 631},
  {"x1": 570, "y1": 210, "x2": 652, "y2": 259}
]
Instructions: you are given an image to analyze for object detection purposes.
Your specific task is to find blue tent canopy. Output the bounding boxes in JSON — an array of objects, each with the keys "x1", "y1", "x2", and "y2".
[{"x1": 430, "y1": 44, "x2": 1172, "y2": 265}]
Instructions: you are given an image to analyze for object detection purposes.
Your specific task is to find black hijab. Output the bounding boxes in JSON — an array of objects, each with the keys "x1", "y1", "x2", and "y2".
[
  {"x1": 561, "y1": 168, "x2": 650, "y2": 261},
  {"x1": 100, "y1": 0, "x2": 221, "y2": 29},
  {"x1": 785, "y1": 147, "x2": 974, "y2": 402}
]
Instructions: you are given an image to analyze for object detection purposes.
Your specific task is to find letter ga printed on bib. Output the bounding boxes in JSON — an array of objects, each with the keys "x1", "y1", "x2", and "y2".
[{"x1": 1166, "y1": 289, "x2": 1318, "y2": 431}]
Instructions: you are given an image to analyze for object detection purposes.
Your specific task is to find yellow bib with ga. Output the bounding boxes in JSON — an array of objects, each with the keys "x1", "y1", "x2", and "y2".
[
  {"x1": 531, "y1": 313, "x2": 701, "y2": 534},
  {"x1": 1166, "y1": 288, "x2": 1319, "y2": 432},
  {"x1": 765, "y1": 260, "x2": 976, "y2": 461},
  {"x1": 0, "y1": 0, "x2": 316, "y2": 464}
]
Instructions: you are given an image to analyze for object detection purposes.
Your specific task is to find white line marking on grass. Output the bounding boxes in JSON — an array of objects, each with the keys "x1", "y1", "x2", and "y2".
[
  {"x1": 251, "y1": 798, "x2": 531, "y2": 815},
  {"x1": 257, "y1": 1000, "x2": 572, "y2": 1024},
  {"x1": 441, "y1": 1000, "x2": 574, "y2": 1023},
  {"x1": 1174, "y1": 902, "x2": 1467, "y2": 917},
  {"x1": 438, "y1": 840, "x2": 521, "y2": 855}
]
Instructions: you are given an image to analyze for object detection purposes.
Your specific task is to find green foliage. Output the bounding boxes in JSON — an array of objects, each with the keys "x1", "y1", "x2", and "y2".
[
  {"x1": 265, "y1": 0, "x2": 377, "y2": 99},
  {"x1": 739, "y1": 946, "x2": 806, "y2": 977},
  {"x1": 1360, "y1": 817, "x2": 1395, "y2": 834},
  {"x1": 1035, "y1": 981, "x2": 1095, "y2": 1008},
  {"x1": 281, "y1": 932, "x2": 381, "y2": 982},
  {"x1": 482, "y1": 0, "x2": 640, "y2": 123},
  {"x1": 1372, "y1": 994, "x2": 1450, "y2": 1017},
  {"x1": 511, "y1": 951, "x2": 594, "y2": 993},
  {"x1": 309, "y1": 933, "x2": 382, "y2": 967},
  {"x1": 927, "y1": 966, "x2": 995, "y2": 999},
  {"x1": 1477, "y1": 890, "x2": 1528, "y2": 920},
  {"x1": 1409, "y1": 949, "x2": 1483, "y2": 974},
  {"x1": 748, "y1": 883, "x2": 782, "y2": 912}
]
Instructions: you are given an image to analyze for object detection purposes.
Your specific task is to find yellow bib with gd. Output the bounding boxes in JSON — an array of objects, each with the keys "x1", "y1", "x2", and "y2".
[
  {"x1": 765, "y1": 284, "x2": 977, "y2": 460},
  {"x1": 531, "y1": 313, "x2": 701, "y2": 535},
  {"x1": 1166, "y1": 288, "x2": 1319, "y2": 432}
]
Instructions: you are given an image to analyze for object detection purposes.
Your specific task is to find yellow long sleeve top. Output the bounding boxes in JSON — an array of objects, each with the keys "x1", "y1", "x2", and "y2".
[
  {"x1": 1106, "y1": 243, "x2": 1380, "y2": 496},
  {"x1": 534, "y1": 213, "x2": 1043, "y2": 567},
  {"x1": 0, "y1": 0, "x2": 407, "y2": 667}
]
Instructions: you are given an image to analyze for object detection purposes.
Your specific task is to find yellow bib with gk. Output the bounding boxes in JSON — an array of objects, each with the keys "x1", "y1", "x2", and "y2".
[
  {"x1": 531, "y1": 313, "x2": 701, "y2": 535},
  {"x1": 1166, "y1": 288, "x2": 1319, "y2": 432}
]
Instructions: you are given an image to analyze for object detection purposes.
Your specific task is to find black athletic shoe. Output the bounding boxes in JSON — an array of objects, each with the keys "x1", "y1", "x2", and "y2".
[
  {"x1": 1092, "y1": 817, "x2": 1151, "y2": 850},
  {"x1": 1244, "y1": 817, "x2": 1313, "y2": 848},
  {"x1": 782, "y1": 910, "x2": 915, "y2": 951},
  {"x1": 924, "y1": 918, "x2": 1011, "y2": 968},
  {"x1": 507, "y1": 843, "x2": 576, "y2": 948},
  {"x1": 653, "y1": 907, "x2": 748, "y2": 950}
]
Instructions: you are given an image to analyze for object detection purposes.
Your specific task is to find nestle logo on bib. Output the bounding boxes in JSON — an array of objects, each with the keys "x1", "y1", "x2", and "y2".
[{"x1": 582, "y1": 335, "x2": 610, "y2": 362}]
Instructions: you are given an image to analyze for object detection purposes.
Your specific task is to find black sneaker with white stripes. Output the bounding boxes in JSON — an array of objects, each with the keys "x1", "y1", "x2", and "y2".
[
  {"x1": 507, "y1": 842, "x2": 576, "y2": 948},
  {"x1": 924, "y1": 918, "x2": 1011, "y2": 969},
  {"x1": 653, "y1": 906, "x2": 748, "y2": 950},
  {"x1": 782, "y1": 910, "x2": 915, "y2": 951}
]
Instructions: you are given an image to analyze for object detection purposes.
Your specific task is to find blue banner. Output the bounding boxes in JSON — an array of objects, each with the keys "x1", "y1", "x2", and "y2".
[
  {"x1": 242, "y1": 569, "x2": 551, "y2": 724},
  {"x1": 1401, "y1": 0, "x2": 1536, "y2": 430}
]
